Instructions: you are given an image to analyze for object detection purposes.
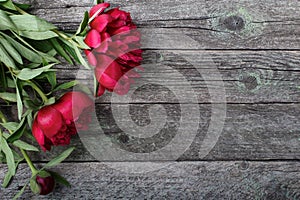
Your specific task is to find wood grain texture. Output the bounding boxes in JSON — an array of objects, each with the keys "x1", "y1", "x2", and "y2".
[
  {"x1": 22, "y1": 0, "x2": 300, "y2": 49},
  {"x1": 0, "y1": 0, "x2": 299, "y2": 198},
  {"x1": 2, "y1": 103, "x2": 299, "y2": 162},
  {"x1": 1, "y1": 162, "x2": 300, "y2": 199},
  {"x1": 51, "y1": 50, "x2": 300, "y2": 103}
]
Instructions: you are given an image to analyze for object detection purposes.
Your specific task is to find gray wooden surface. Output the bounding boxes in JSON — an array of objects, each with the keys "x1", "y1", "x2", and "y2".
[{"x1": 1, "y1": 0, "x2": 300, "y2": 199}]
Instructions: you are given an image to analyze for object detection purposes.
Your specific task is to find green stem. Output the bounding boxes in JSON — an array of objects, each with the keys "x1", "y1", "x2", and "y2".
[
  {"x1": 53, "y1": 30, "x2": 70, "y2": 40},
  {"x1": 0, "y1": 110, "x2": 7, "y2": 123},
  {"x1": 14, "y1": 5, "x2": 28, "y2": 15},
  {"x1": 20, "y1": 149, "x2": 38, "y2": 175},
  {"x1": 27, "y1": 81, "x2": 48, "y2": 103}
]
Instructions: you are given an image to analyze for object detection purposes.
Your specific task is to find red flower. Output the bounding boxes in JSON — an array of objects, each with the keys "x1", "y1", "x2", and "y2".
[
  {"x1": 32, "y1": 92, "x2": 93, "y2": 151},
  {"x1": 84, "y1": 3, "x2": 142, "y2": 96},
  {"x1": 36, "y1": 174, "x2": 55, "y2": 195}
]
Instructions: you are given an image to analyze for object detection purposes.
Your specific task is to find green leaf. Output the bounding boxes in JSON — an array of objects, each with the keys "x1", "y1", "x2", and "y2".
[
  {"x1": 14, "y1": 3, "x2": 31, "y2": 10},
  {"x1": 12, "y1": 182, "x2": 28, "y2": 200},
  {"x1": 19, "y1": 30, "x2": 58, "y2": 40},
  {"x1": 1, "y1": 0, "x2": 16, "y2": 11},
  {"x1": 13, "y1": 140, "x2": 39, "y2": 152},
  {"x1": 17, "y1": 63, "x2": 56, "y2": 80},
  {"x1": 53, "y1": 80, "x2": 79, "y2": 92},
  {"x1": 49, "y1": 38, "x2": 73, "y2": 64},
  {"x1": 14, "y1": 78, "x2": 23, "y2": 120},
  {"x1": 43, "y1": 147, "x2": 75, "y2": 169},
  {"x1": 71, "y1": 41, "x2": 90, "y2": 69},
  {"x1": 0, "y1": 10, "x2": 17, "y2": 31},
  {"x1": 74, "y1": 36, "x2": 90, "y2": 49},
  {"x1": 0, "y1": 64, "x2": 7, "y2": 91},
  {"x1": 0, "y1": 36, "x2": 22, "y2": 64},
  {"x1": 0, "y1": 0, "x2": 9, "y2": 2},
  {"x1": 26, "y1": 111, "x2": 33, "y2": 128},
  {"x1": 10, "y1": 32, "x2": 59, "y2": 64},
  {"x1": 2, "y1": 169, "x2": 13, "y2": 188},
  {"x1": 0, "y1": 92, "x2": 17, "y2": 102},
  {"x1": 7, "y1": 117, "x2": 26, "y2": 143},
  {"x1": 30, "y1": 178, "x2": 40, "y2": 194},
  {"x1": 0, "y1": 122, "x2": 18, "y2": 131},
  {"x1": 0, "y1": 136, "x2": 16, "y2": 175},
  {"x1": 0, "y1": 43, "x2": 16, "y2": 69},
  {"x1": 10, "y1": 14, "x2": 57, "y2": 32},
  {"x1": 2, "y1": 159, "x2": 22, "y2": 188},
  {"x1": 37, "y1": 170, "x2": 51, "y2": 178},
  {"x1": 62, "y1": 41, "x2": 80, "y2": 63},
  {"x1": 1, "y1": 33, "x2": 42, "y2": 64},
  {"x1": 76, "y1": 11, "x2": 89, "y2": 35},
  {"x1": 36, "y1": 71, "x2": 56, "y2": 89},
  {"x1": 49, "y1": 171, "x2": 71, "y2": 187}
]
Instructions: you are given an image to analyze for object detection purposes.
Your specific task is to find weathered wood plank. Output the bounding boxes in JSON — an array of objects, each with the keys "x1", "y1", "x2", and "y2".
[
  {"x1": 1, "y1": 161, "x2": 300, "y2": 199},
  {"x1": 3, "y1": 103, "x2": 299, "y2": 161},
  {"x1": 53, "y1": 50, "x2": 300, "y2": 104},
  {"x1": 21, "y1": 0, "x2": 300, "y2": 49}
]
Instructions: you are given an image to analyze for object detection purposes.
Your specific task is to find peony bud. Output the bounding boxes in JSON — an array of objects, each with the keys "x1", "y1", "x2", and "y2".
[{"x1": 36, "y1": 174, "x2": 55, "y2": 195}]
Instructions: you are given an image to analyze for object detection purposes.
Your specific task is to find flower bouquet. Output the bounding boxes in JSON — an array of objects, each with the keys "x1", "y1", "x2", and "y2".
[{"x1": 0, "y1": 0, "x2": 142, "y2": 198}]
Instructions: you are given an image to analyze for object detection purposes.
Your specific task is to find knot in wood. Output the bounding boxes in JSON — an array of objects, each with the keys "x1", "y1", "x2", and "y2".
[
  {"x1": 240, "y1": 75, "x2": 258, "y2": 91},
  {"x1": 223, "y1": 15, "x2": 245, "y2": 31}
]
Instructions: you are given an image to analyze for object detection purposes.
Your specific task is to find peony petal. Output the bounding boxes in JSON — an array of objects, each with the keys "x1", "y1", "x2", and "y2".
[
  {"x1": 53, "y1": 92, "x2": 94, "y2": 122},
  {"x1": 84, "y1": 50, "x2": 97, "y2": 67},
  {"x1": 89, "y1": 3, "x2": 110, "y2": 18},
  {"x1": 32, "y1": 119, "x2": 53, "y2": 151},
  {"x1": 36, "y1": 106, "x2": 64, "y2": 139},
  {"x1": 114, "y1": 76, "x2": 131, "y2": 95},
  {"x1": 84, "y1": 29, "x2": 101, "y2": 48},
  {"x1": 95, "y1": 54, "x2": 114, "y2": 71},
  {"x1": 90, "y1": 14, "x2": 112, "y2": 33},
  {"x1": 97, "y1": 84, "x2": 106, "y2": 96}
]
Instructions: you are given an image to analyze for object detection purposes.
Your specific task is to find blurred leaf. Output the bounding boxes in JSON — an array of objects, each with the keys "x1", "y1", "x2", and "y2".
[
  {"x1": 0, "y1": 92, "x2": 16, "y2": 102},
  {"x1": 7, "y1": 117, "x2": 26, "y2": 143},
  {"x1": 13, "y1": 140, "x2": 39, "y2": 152},
  {"x1": 0, "y1": 136, "x2": 16, "y2": 175},
  {"x1": 30, "y1": 178, "x2": 40, "y2": 194},
  {"x1": 37, "y1": 170, "x2": 51, "y2": 178},
  {"x1": 0, "y1": 36, "x2": 22, "y2": 64},
  {"x1": 20, "y1": 30, "x2": 57, "y2": 40},
  {"x1": 50, "y1": 38, "x2": 73, "y2": 64},
  {"x1": 10, "y1": 15, "x2": 57, "y2": 32},
  {"x1": 11, "y1": 32, "x2": 58, "y2": 64},
  {"x1": 76, "y1": 11, "x2": 89, "y2": 35},
  {"x1": 49, "y1": 171, "x2": 71, "y2": 187},
  {"x1": 1, "y1": 0, "x2": 16, "y2": 11},
  {"x1": 0, "y1": 64, "x2": 7, "y2": 91},
  {"x1": 0, "y1": 122, "x2": 18, "y2": 131},
  {"x1": 72, "y1": 41, "x2": 90, "y2": 69},
  {"x1": 0, "y1": 10, "x2": 17, "y2": 31},
  {"x1": 0, "y1": 43, "x2": 16, "y2": 69},
  {"x1": 2, "y1": 33, "x2": 42, "y2": 63},
  {"x1": 12, "y1": 182, "x2": 28, "y2": 200},
  {"x1": 53, "y1": 80, "x2": 79, "y2": 92},
  {"x1": 26, "y1": 110, "x2": 33, "y2": 128},
  {"x1": 43, "y1": 147, "x2": 75, "y2": 169},
  {"x1": 74, "y1": 36, "x2": 90, "y2": 49},
  {"x1": 14, "y1": 78, "x2": 23, "y2": 120},
  {"x1": 36, "y1": 71, "x2": 56, "y2": 89},
  {"x1": 17, "y1": 63, "x2": 56, "y2": 80},
  {"x1": 2, "y1": 159, "x2": 22, "y2": 188},
  {"x1": 14, "y1": 3, "x2": 31, "y2": 10}
]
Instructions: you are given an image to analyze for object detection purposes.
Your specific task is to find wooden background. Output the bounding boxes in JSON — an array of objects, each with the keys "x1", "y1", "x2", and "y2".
[{"x1": 1, "y1": 0, "x2": 300, "y2": 199}]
